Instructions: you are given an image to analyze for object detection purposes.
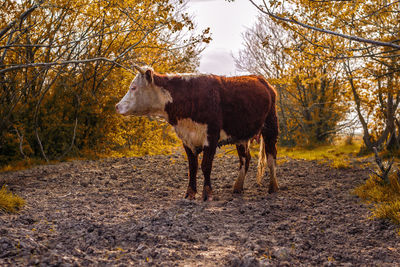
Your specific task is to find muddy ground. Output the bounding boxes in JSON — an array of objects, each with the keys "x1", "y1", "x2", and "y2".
[{"x1": 1, "y1": 150, "x2": 399, "y2": 266}]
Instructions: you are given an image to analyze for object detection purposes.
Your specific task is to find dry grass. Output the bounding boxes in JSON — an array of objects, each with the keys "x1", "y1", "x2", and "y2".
[
  {"x1": 0, "y1": 142, "x2": 180, "y2": 173},
  {"x1": 354, "y1": 172, "x2": 400, "y2": 225},
  {"x1": 217, "y1": 137, "x2": 365, "y2": 169},
  {"x1": 278, "y1": 139, "x2": 364, "y2": 169},
  {"x1": 0, "y1": 185, "x2": 25, "y2": 213},
  {"x1": 0, "y1": 157, "x2": 48, "y2": 173}
]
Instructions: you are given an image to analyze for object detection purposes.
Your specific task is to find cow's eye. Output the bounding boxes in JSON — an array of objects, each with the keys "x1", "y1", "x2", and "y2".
[{"x1": 130, "y1": 85, "x2": 137, "y2": 91}]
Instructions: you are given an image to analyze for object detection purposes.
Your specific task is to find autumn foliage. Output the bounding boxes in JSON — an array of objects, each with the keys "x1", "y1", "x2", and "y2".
[
  {"x1": 239, "y1": 1, "x2": 400, "y2": 152},
  {"x1": 0, "y1": 0, "x2": 210, "y2": 166}
]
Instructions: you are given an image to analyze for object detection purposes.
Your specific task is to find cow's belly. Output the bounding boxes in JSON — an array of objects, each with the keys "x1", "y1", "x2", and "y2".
[
  {"x1": 174, "y1": 118, "x2": 209, "y2": 152},
  {"x1": 174, "y1": 118, "x2": 236, "y2": 152}
]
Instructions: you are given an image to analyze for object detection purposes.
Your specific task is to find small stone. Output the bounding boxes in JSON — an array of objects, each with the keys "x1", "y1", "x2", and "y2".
[
  {"x1": 142, "y1": 248, "x2": 152, "y2": 259},
  {"x1": 259, "y1": 258, "x2": 272, "y2": 266},
  {"x1": 323, "y1": 261, "x2": 335, "y2": 267},
  {"x1": 242, "y1": 253, "x2": 260, "y2": 267},
  {"x1": 245, "y1": 242, "x2": 255, "y2": 250},
  {"x1": 229, "y1": 255, "x2": 242, "y2": 267},
  {"x1": 341, "y1": 263, "x2": 352, "y2": 267},
  {"x1": 136, "y1": 244, "x2": 147, "y2": 253},
  {"x1": 29, "y1": 258, "x2": 40, "y2": 265},
  {"x1": 198, "y1": 245, "x2": 208, "y2": 251},
  {"x1": 254, "y1": 245, "x2": 265, "y2": 253},
  {"x1": 157, "y1": 247, "x2": 169, "y2": 256},
  {"x1": 272, "y1": 247, "x2": 291, "y2": 261}
]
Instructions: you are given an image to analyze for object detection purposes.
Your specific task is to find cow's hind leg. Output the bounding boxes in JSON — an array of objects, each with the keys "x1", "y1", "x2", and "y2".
[
  {"x1": 184, "y1": 145, "x2": 198, "y2": 200},
  {"x1": 262, "y1": 108, "x2": 279, "y2": 193},
  {"x1": 233, "y1": 142, "x2": 251, "y2": 193},
  {"x1": 266, "y1": 152, "x2": 278, "y2": 193}
]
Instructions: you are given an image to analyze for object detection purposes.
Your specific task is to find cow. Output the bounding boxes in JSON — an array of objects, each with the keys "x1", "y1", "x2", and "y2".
[{"x1": 115, "y1": 66, "x2": 279, "y2": 201}]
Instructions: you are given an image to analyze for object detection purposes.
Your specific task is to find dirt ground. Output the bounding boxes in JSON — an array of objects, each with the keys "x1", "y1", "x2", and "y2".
[{"x1": 1, "y1": 150, "x2": 400, "y2": 266}]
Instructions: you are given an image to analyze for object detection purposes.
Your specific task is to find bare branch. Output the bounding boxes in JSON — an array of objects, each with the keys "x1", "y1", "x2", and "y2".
[
  {"x1": 359, "y1": 1, "x2": 400, "y2": 20},
  {"x1": 35, "y1": 127, "x2": 49, "y2": 163},
  {"x1": 249, "y1": 0, "x2": 400, "y2": 50},
  {"x1": 0, "y1": 57, "x2": 135, "y2": 74},
  {"x1": 13, "y1": 126, "x2": 26, "y2": 159}
]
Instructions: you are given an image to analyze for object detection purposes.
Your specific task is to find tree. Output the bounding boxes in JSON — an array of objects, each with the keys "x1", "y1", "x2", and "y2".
[
  {"x1": 235, "y1": 16, "x2": 348, "y2": 146},
  {"x1": 247, "y1": 0, "x2": 400, "y2": 151},
  {"x1": 0, "y1": 0, "x2": 210, "y2": 165},
  {"x1": 248, "y1": 0, "x2": 400, "y2": 50}
]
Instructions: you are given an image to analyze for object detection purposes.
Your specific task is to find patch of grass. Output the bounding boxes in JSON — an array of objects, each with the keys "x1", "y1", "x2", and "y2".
[
  {"x1": 279, "y1": 140, "x2": 364, "y2": 169},
  {"x1": 354, "y1": 173, "x2": 400, "y2": 225},
  {"x1": 0, "y1": 158, "x2": 47, "y2": 173},
  {"x1": 217, "y1": 138, "x2": 365, "y2": 169},
  {"x1": 0, "y1": 142, "x2": 181, "y2": 173},
  {"x1": 0, "y1": 185, "x2": 25, "y2": 213},
  {"x1": 373, "y1": 201, "x2": 400, "y2": 224}
]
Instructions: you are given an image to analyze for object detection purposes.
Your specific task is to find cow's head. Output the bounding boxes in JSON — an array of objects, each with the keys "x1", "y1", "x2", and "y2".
[{"x1": 115, "y1": 66, "x2": 172, "y2": 118}]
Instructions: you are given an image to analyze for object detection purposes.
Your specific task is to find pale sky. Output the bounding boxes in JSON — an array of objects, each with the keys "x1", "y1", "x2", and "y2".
[{"x1": 186, "y1": 0, "x2": 260, "y2": 76}]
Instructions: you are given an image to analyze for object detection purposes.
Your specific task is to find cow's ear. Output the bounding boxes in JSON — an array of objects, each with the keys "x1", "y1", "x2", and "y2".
[{"x1": 145, "y1": 69, "x2": 153, "y2": 84}]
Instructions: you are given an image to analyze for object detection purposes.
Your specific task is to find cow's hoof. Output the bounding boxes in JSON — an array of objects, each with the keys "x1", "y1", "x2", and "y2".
[
  {"x1": 185, "y1": 187, "x2": 196, "y2": 200},
  {"x1": 268, "y1": 184, "x2": 279, "y2": 194},
  {"x1": 202, "y1": 186, "x2": 213, "y2": 201},
  {"x1": 233, "y1": 186, "x2": 243, "y2": 194}
]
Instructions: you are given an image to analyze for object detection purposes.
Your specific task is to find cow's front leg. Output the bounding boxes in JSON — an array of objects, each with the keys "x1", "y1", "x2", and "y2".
[
  {"x1": 184, "y1": 145, "x2": 198, "y2": 200},
  {"x1": 201, "y1": 142, "x2": 217, "y2": 201}
]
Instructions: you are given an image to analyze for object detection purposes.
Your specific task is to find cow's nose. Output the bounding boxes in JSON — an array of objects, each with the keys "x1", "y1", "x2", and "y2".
[{"x1": 115, "y1": 104, "x2": 120, "y2": 113}]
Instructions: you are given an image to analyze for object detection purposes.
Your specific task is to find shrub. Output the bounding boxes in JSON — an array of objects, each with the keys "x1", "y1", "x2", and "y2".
[
  {"x1": 0, "y1": 185, "x2": 25, "y2": 213},
  {"x1": 354, "y1": 172, "x2": 400, "y2": 225}
]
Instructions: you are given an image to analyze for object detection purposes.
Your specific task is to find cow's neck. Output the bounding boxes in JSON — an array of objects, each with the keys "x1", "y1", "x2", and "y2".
[{"x1": 153, "y1": 74, "x2": 182, "y2": 124}]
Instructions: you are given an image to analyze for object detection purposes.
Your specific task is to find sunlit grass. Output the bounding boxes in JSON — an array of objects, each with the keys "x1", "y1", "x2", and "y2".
[
  {"x1": 279, "y1": 138, "x2": 364, "y2": 169},
  {"x1": 354, "y1": 173, "x2": 400, "y2": 225},
  {"x1": 217, "y1": 137, "x2": 365, "y2": 169},
  {"x1": 0, "y1": 142, "x2": 181, "y2": 173},
  {"x1": 0, "y1": 185, "x2": 25, "y2": 213}
]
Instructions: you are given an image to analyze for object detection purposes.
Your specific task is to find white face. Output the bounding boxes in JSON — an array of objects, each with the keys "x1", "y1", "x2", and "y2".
[{"x1": 115, "y1": 71, "x2": 172, "y2": 118}]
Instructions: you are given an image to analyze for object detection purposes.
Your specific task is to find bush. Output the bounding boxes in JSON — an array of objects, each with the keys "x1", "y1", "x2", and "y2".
[{"x1": 0, "y1": 185, "x2": 25, "y2": 213}]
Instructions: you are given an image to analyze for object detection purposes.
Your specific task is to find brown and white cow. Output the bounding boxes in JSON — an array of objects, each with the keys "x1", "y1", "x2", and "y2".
[{"x1": 116, "y1": 66, "x2": 279, "y2": 201}]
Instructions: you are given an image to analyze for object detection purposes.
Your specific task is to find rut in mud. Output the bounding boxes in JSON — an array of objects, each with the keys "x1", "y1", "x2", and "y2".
[{"x1": 1, "y1": 152, "x2": 399, "y2": 266}]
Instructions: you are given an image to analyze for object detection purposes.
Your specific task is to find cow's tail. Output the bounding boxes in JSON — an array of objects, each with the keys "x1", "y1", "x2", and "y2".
[{"x1": 256, "y1": 137, "x2": 267, "y2": 185}]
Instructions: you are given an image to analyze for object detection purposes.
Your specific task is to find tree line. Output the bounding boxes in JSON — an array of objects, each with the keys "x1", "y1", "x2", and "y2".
[{"x1": 236, "y1": 0, "x2": 399, "y2": 152}]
